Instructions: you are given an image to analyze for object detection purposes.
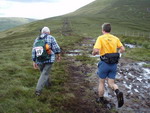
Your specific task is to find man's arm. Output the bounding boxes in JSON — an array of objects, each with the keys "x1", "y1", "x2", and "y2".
[
  {"x1": 32, "y1": 39, "x2": 38, "y2": 69},
  {"x1": 33, "y1": 62, "x2": 38, "y2": 69},
  {"x1": 118, "y1": 46, "x2": 125, "y2": 53},
  {"x1": 50, "y1": 36, "x2": 61, "y2": 54},
  {"x1": 56, "y1": 53, "x2": 61, "y2": 62},
  {"x1": 92, "y1": 48, "x2": 100, "y2": 56},
  {"x1": 49, "y1": 36, "x2": 61, "y2": 62}
]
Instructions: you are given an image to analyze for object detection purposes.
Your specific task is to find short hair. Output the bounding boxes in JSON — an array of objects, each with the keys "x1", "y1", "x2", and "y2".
[
  {"x1": 41, "y1": 26, "x2": 50, "y2": 33},
  {"x1": 102, "y1": 23, "x2": 111, "y2": 32}
]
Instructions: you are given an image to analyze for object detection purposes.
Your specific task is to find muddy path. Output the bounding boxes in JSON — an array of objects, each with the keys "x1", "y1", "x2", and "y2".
[
  {"x1": 62, "y1": 36, "x2": 150, "y2": 113},
  {"x1": 62, "y1": 63, "x2": 113, "y2": 113},
  {"x1": 61, "y1": 37, "x2": 116, "y2": 113},
  {"x1": 60, "y1": 19, "x2": 150, "y2": 113}
]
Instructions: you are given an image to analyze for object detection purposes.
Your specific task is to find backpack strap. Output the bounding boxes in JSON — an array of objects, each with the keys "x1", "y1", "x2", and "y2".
[{"x1": 38, "y1": 34, "x2": 48, "y2": 40}]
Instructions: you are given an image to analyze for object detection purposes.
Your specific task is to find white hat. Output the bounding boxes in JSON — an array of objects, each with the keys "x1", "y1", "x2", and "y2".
[{"x1": 41, "y1": 26, "x2": 50, "y2": 33}]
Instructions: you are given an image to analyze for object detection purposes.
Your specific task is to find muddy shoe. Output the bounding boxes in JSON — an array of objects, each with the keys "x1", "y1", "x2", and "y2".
[
  {"x1": 96, "y1": 97, "x2": 109, "y2": 105},
  {"x1": 117, "y1": 91, "x2": 124, "y2": 108},
  {"x1": 35, "y1": 90, "x2": 41, "y2": 96}
]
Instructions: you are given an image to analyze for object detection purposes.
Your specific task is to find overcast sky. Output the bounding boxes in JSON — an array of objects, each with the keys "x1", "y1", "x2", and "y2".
[{"x1": 0, "y1": 0, "x2": 95, "y2": 19}]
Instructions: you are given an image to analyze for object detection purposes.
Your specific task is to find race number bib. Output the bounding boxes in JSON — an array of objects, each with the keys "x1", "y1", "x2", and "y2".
[{"x1": 34, "y1": 46, "x2": 43, "y2": 57}]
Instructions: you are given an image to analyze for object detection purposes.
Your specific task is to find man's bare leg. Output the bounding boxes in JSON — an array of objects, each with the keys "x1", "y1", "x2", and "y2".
[
  {"x1": 107, "y1": 78, "x2": 118, "y2": 90},
  {"x1": 98, "y1": 78, "x2": 105, "y2": 97},
  {"x1": 108, "y1": 78, "x2": 124, "y2": 107},
  {"x1": 96, "y1": 78, "x2": 109, "y2": 104}
]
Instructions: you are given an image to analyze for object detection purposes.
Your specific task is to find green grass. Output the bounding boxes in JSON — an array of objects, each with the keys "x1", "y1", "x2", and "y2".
[
  {"x1": 0, "y1": 28, "x2": 84, "y2": 112},
  {"x1": 67, "y1": 0, "x2": 150, "y2": 37},
  {"x1": 118, "y1": 35, "x2": 150, "y2": 61},
  {"x1": 120, "y1": 35, "x2": 150, "y2": 49},
  {"x1": 143, "y1": 64, "x2": 150, "y2": 68},
  {"x1": 124, "y1": 48, "x2": 150, "y2": 61},
  {"x1": 0, "y1": 18, "x2": 149, "y2": 113}
]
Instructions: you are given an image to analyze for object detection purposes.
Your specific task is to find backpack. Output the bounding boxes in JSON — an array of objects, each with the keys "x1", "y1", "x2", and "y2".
[{"x1": 34, "y1": 35, "x2": 51, "y2": 62}]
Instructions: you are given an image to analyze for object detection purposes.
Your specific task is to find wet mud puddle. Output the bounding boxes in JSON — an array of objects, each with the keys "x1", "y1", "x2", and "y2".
[{"x1": 116, "y1": 61, "x2": 150, "y2": 113}]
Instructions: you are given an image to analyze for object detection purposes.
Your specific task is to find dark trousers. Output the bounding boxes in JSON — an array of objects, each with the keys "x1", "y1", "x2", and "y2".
[{"x1": 36, "y1": 63, "x2": 53, "y2": 91}]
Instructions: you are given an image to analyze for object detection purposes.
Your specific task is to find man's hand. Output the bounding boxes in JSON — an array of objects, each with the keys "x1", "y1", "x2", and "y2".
[
  {"x1": 56, "y1": 54, "x2": 61, "y2": 62},
  {"x1": 92, "y1": 48, "x2": 99, "y2": 56},
  {"x1": 33, "y1": 62, "x2": 38, "y2": 69},
  {"x1": 118, "y1": 46, "x2": 125, "y2": 53}
]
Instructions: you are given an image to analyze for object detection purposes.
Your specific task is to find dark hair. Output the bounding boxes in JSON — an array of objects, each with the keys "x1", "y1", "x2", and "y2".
[{"x1": 102, "y1": 23, "x2": 111, "y2": 32}]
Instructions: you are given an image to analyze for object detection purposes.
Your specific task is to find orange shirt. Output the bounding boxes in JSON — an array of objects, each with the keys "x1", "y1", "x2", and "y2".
[{"x1": 94, "y1": 33, "x2": 123, "y2": 56}]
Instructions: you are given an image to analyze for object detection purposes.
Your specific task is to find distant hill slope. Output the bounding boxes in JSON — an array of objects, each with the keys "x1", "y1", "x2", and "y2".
[
  {"x1": 0, "y1": 17, "x2": 36, "y2": 31},
  {"x1": 0, "y1": 0, "x2": 150, "y2": 39},
  {"x1": 67, "y1": 0, "x2": 150, "y2": 33},
  {"x1": 70, "y1": 0, "x2": 150, "y2": 19}
]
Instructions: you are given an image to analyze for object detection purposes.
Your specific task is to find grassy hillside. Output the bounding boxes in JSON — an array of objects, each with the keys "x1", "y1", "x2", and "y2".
[
  {"x1": 0, "y1": 17, "x2": 36, "y2": 31},
  {"x1": 0, "y1": 0, "x2": 150, "y2": 112},
  {"x1": 0, "y1": 17, "x2": 86, "y2": 113},
  {"x1": 67, "y1": 0, "x2": 150, "y2": 37},
  {"x1": 70, "y1": 0, "x2": 150, "y2": 19}
]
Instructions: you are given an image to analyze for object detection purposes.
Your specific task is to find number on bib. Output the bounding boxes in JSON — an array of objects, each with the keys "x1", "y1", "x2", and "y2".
[{"x1": 34, "y1": 46, "x2": 44, "y2": 57}]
